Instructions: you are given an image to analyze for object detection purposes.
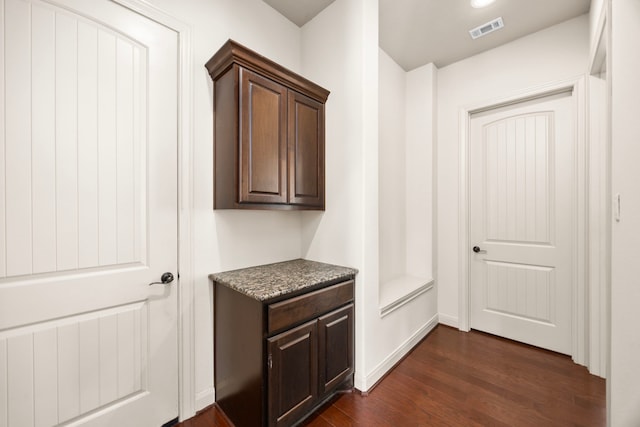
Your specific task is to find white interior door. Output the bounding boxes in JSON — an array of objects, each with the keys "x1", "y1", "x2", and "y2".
[
  {"x1": 469, "y1": 92, "x2": 574, "y2": 355},
  {"x1": 0, "y1": 0, "x2": 179, "y2": 425}
]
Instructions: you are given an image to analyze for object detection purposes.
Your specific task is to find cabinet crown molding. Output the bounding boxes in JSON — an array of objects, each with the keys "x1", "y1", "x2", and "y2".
[{"x1": 205, "y1": 39, "x2": 330, "y2": 103}]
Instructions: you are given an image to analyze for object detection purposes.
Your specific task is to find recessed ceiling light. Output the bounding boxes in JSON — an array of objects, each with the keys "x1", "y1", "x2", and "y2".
[{"x1": 470, "y1": 0, "x2": 496, "y2": 8}]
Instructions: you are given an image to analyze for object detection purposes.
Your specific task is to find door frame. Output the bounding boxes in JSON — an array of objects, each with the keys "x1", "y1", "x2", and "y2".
[
  {"x1": 110, "y1": 0, "x2": 195, "y2": 421},
  {"x1": 586, "y1": 0, "x2": 610, "y2": 380},
  {"x1": 457, "y1": 77, "x2": 588, "y2": 366}
]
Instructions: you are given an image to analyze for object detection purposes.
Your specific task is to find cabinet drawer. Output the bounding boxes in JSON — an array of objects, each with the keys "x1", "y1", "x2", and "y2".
[{"x1": 268, "y1": 280, "x2": 354, "y2": 334}]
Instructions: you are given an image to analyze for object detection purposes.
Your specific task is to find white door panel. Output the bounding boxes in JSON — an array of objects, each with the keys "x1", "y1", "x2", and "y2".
[
  {"x1": 470, "y1": 93, "x2": 574, "y2": 355},
  {"x1": 2, "y1": 0, "x2": 150, "y2": 280},
  {"x1": 0, "y1": 0, "x2": 178, "y2": 425}
]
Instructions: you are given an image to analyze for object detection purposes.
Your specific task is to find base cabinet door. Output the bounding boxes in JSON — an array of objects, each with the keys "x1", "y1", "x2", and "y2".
[
  {"x1": 268, "y1": 320, "x2": 319, "y2": 427},
  {"x1": 318, "y1": 304, "x2": 355, "y2": 394}
]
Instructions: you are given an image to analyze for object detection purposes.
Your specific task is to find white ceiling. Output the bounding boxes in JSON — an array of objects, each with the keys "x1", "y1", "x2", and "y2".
[
  {"x1": 263, "y1": 0, "x2": 336, "y2": 27},
  {"x1": 262, "y1": 0, "x2": 590, "y2": 71}
]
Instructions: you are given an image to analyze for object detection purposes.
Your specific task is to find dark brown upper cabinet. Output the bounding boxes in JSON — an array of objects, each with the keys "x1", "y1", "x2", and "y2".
[{"x1": 206, "y1": 40, "x2": 329, "y2": 210}]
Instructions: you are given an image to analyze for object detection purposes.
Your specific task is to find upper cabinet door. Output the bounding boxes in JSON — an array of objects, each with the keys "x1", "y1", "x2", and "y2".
[
  {"x1": 288, "y1": 91, "x2": 325, "y2": 208},
  {"x1": 240, "y1": 68, "x2": 288, "y2": 204}
]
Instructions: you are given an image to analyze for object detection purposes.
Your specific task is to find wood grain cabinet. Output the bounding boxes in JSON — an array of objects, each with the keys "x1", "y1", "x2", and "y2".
[
  {"x1": 206, "y1": 40, "x2": 329, "y2": 210},
  {"x1": 213, "y1": 279, "x2": 355, "y2": 427},
  {"x1": 267, "y1": 320, "x2": 318, "y2": 427}
]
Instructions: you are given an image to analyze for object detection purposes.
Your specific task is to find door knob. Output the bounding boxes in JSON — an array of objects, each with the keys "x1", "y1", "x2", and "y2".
[
  {"x1": 149, "y1": 272, "x2": 175, "y2": 286},
  {"x1": 472, "y1": 246, "x2": 486, "y2": 254}
]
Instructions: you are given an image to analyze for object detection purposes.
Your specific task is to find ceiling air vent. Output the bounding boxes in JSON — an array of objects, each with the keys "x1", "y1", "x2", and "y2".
[{"x1": 469, "y1": 17, "x2": 504, "y2": 39}]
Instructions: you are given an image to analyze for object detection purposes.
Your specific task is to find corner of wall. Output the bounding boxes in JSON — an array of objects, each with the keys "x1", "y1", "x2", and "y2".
[
  {"x1": 437, "y1": 313, "x2": 458, "y2": 329},
  {"x1": 362, "y1": 313, "x2": 439, "y2": 390}
]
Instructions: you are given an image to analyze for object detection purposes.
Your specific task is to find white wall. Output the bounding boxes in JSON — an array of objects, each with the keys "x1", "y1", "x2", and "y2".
[
  {"x1": 610, "y1": 0, "x2": 640, "y2": 424},
  {"x1": 590, "y1": 0, "x2": 606, "y2": 45},
  {"x1": 299, "y1": 0, "x2": 372, "y2": 271},
  {"x1": 301, "y1": 0, "x2": 437, "y2": 390},
  {"x1": 405, "y1": 63, "x2": 436, "y2": 281},
  {"x1": 378, "y1": 49, "x2": 435, "y2": 286},
  {"x1": 379, "y1": 49, "x2": 407, "y2": 284},
  {"x1": 144, "y1": 0, "x2": 306, "y2": 410},
  {"x1": 375, "y1": 58, "x2": 438, "y2": 386},
  {"x1": 300, "y1": 0, "x2": 374, "y2": 391},
  {"x1": 436, "y1": 15, "x2": 589, "y2": 326}
]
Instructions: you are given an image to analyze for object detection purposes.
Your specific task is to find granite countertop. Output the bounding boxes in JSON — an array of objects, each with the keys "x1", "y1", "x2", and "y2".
[{"x1": 209, "y1": 259, "x2": 358, "y2": 302}]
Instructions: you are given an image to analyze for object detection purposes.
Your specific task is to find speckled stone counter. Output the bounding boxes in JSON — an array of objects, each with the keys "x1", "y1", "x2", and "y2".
[{"x1": 209, "y1": 259, "x2": 358, "y2": 301}]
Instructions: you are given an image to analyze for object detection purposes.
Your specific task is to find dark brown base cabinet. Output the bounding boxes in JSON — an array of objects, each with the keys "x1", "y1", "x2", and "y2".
[{"x1": 214, "y1": 280, "x2": 355, "y2": 427}]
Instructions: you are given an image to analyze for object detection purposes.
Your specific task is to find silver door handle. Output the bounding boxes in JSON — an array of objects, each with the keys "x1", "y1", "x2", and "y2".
[
  {"x1": 472, "y1": 246, "x2": 487, "y2": 254},
  {"x1": 149, "y1": 272, "x2": 174, "y2": 286}
]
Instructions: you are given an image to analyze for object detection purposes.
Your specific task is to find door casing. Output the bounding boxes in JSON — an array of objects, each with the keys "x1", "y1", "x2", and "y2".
[{"x1": 457, "y1": 77, "x2": 588, "y2": 366}]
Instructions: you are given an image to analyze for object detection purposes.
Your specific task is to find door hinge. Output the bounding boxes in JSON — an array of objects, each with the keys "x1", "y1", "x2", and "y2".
[{"x1": 268, "y1": 354, "x2": 273, "y2": 369}]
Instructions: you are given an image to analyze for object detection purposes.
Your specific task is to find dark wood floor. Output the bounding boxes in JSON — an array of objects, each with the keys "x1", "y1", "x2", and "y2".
[{"x1": 178, "y1": 325, "x2": 606, "y2": 427}]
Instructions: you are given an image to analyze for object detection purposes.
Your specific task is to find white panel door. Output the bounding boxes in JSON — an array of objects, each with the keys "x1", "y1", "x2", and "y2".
[
  {"x1": 0, "y1": 0, "x2": 179, "y2": 425},
  {"x1": 469, "y1": 93, "x2": 574, "y2": 355}
]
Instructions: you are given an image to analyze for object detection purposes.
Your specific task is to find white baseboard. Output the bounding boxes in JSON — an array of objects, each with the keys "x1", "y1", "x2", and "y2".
[
  {"x1": 438, "y1": 313, "x2": 459, "y2": 329},
  {"x1": 361, "y1": 313, "x2": 439, "y2": 391},
  {"x1": 195, "y1": 387, "x2": 215, "y2": 412}
]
